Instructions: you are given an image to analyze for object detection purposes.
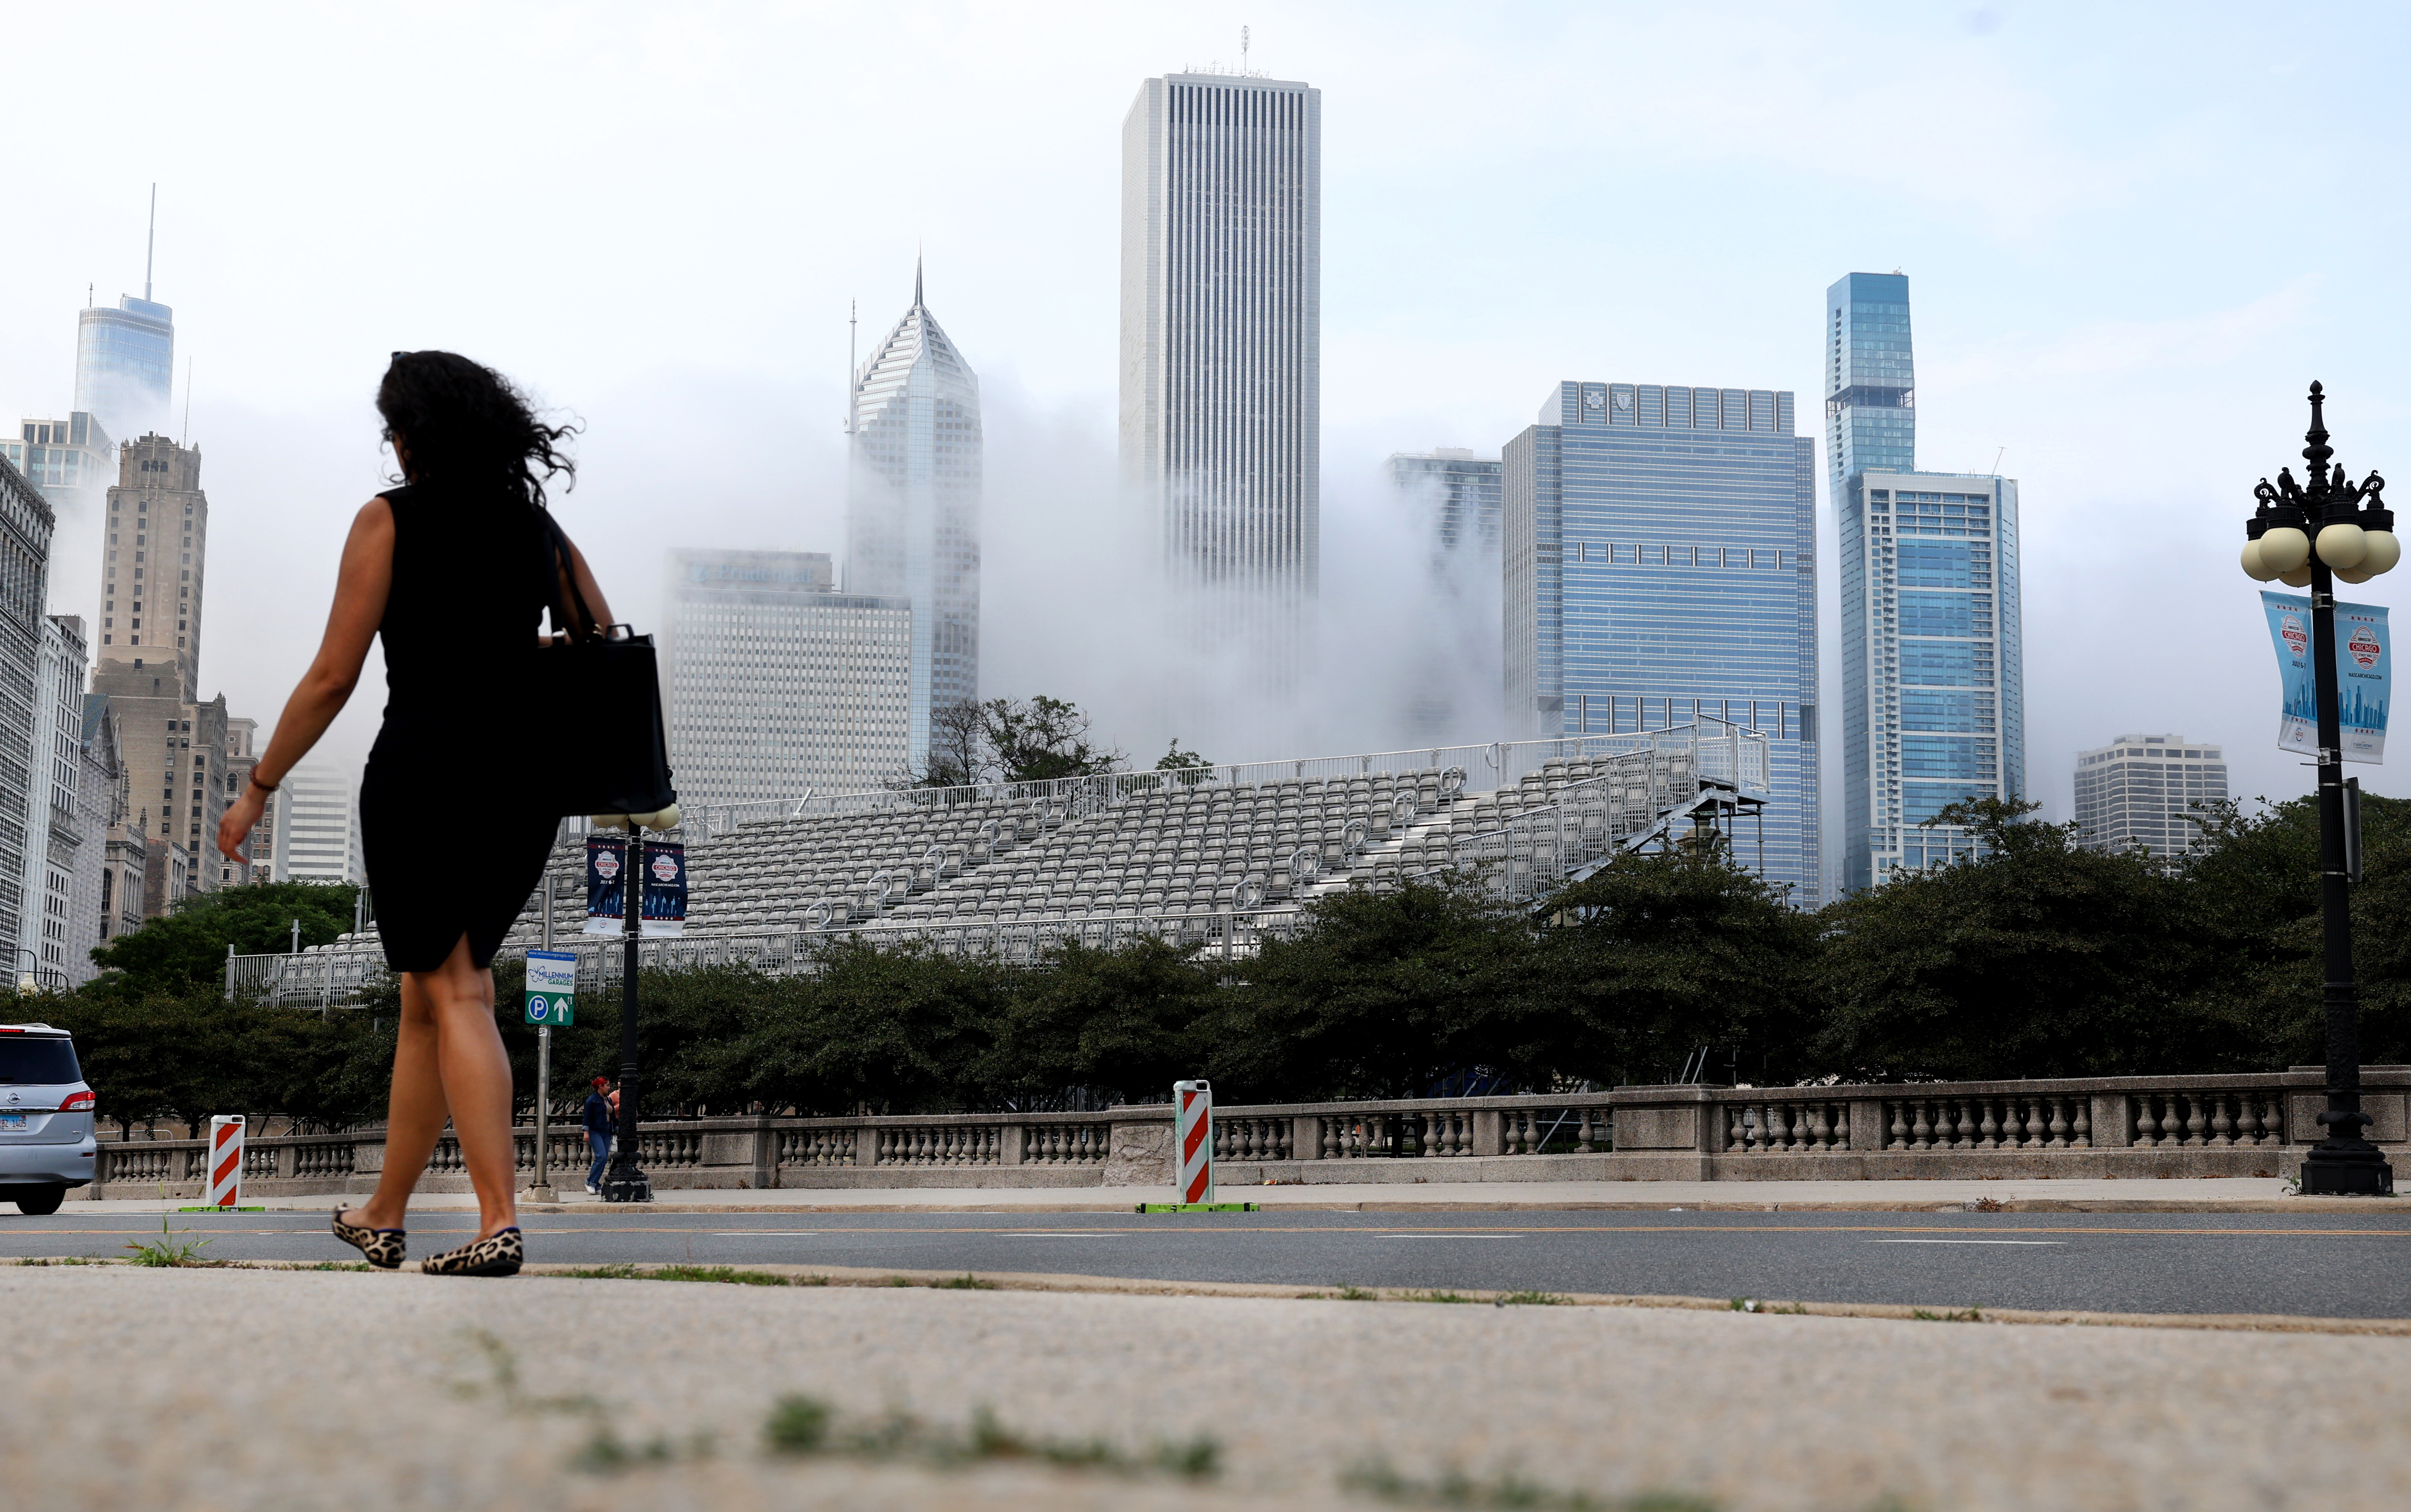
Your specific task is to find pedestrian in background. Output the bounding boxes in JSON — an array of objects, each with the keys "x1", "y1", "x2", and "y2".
[{"x1": 583, "y1": 1077, "x2": 615, "y2": 1195}]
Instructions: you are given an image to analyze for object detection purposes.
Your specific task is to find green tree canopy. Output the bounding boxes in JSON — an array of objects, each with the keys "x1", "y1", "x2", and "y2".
[{"x1": 91, "y1": 881, "x2": 362, "y2": 999}]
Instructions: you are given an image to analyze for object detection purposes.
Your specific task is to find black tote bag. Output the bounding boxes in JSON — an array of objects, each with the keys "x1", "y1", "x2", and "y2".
[{"x1": 537, "y1": 512, "x2": 677, "y2": 818}]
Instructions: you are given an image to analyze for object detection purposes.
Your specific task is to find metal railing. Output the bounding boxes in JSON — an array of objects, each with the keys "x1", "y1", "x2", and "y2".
[{"x1": 684, "y1": 723, "x2": 1770, "y2": 842}]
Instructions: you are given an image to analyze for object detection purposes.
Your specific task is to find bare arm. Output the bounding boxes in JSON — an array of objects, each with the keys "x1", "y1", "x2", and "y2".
[
  {"x1": 215, "y1": 497, "x2": 393, "y2": 862},
  {"x1": 543, "y1": 530, "x2": 615, "y2": 643}
]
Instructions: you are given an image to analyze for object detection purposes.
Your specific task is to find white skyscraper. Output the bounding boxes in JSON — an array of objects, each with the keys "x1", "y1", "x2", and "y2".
[
  {"x1": 1121, "y1": 69, "x2": 1322, "y2": 693},
  {"x1": 2074, "y1": 734, "x2": 2229, "y2": 859},
  {"x1": 847, "y1": 265, "x2": 980, "y2": 767},
  {"x1": 662, "y1": 548, "x2": 914, "y2": 803},
  {"x1": 18, "y1": 617, "x2": 89, "y2": 982},
  {"x1": 275, "y1": 763, "x2": 361, "y2": 886}
]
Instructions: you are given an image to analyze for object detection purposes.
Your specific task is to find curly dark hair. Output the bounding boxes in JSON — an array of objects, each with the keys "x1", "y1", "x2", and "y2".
[{"x1": 376, "y1": 350, "x2": 577, "y2": 508}]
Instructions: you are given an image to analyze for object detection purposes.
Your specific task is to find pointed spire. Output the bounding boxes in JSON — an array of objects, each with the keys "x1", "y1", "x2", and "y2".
[{"x1": 914, "y1": 249, "x2": 924, "y2": 310}]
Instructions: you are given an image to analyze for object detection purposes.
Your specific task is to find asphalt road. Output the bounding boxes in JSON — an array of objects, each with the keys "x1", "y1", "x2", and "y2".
[{"x1": 8, "y1": 1208, "x2": 2408, "y2": 1318}]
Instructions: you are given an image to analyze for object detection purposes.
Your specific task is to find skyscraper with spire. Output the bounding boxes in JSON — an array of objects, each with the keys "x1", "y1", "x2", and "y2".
[
  {"x1": 75, "y1": 188, "x2": 175, "y2": 441},
  {"x1": 847, "y1": 261, "x2": 981, "y2": 770}
]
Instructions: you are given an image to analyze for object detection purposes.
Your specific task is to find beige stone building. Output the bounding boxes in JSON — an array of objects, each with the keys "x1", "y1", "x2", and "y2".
[{"x1": 88, "y1": 433, "x2": 231, "y2": 914}]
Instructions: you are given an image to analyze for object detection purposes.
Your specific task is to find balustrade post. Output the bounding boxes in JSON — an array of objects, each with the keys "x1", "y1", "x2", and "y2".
[
  {"x1": 999, "y1": 1123, "x2": 1025, "y2": 1165},
  {"x1": 2089, "y1": 1094, "x2": 2131, "y2": 1149},
  {"x1": 1469, "y1": 1109, "x2": 1505, "y2": 1158},
  {"x1": 1291, "y1": 1115, "x2": 1319, "y2": 1162},
  {"x1": 1847, "y1": 1099, "x2": 1885, "y2": 1152}
]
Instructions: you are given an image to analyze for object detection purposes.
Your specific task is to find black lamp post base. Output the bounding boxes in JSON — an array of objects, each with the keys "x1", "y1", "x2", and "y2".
[
  {"x1": 2300, "y1": 1144, "x2": 2396, "y2": 1196},
  {"x1": 600, "y1": 1166, "x2": 653, "y2": 1203}
]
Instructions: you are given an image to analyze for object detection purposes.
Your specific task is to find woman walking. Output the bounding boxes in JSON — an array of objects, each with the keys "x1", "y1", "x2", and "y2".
[{"x1": 218, "y1": 351, "x2": 610, "y2": 1277}]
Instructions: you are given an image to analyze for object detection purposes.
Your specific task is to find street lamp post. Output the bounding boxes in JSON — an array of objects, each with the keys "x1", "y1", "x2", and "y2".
[
  {"x1": 2239, "y1": 381, "x2": 2399, "y2": 1197},
  {"x1": 599, "y1": 826, "x2": 652, "y2": 1204}
]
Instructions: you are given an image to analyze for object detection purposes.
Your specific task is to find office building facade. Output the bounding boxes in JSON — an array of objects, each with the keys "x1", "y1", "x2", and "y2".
[
  {"x1": 1387, "y1": 449, "x2": 1504, "y2": 742},
  {"x1": 87, "y1": 433, "x2": 231, "y2": 904},
  {"x1": 663, "y1": 548, "x2": 915, "y2": 803},
  {"x1": 1386, "y1": 449, "x2": 1502, "y2": 559},
  {"x1": 2074, "y1": 734, "x2": 2228, "y2": 859},
  {"x1": 0, "y1": 456, "x2": 57, "y2": 960},
  {"x1": 18, "y1": 617, "x2": 90, "y2": 981},
  {"x1": 1826, "y1": 272, "x2": 1915, "y2": 496},
  {"x1": 275, "y1": 763, "x2": 361, "y2": 886},
  {"x1": 76, "y1": 295, "x2": 175, "y2": 442},
  {"x1": 1829, "y1": 273, "x2": 2029, "y2": 892},
  {"x1": 221, "y1": 716, "x2": 266, "y2": 886},
  {"x1": 1121, "y1": 70, "x2": 1322, "y2": 689},
  {"x1": 847, "y1": 267, "x2": 980, "y2": 765},
  {"x1": 74, "y1": 696, "x2": 133, "y2": 965},
  {"x1": 1502, "y1": 381, "x2": 1820, "y2": 904},
  {"x1": 1, "y1": 413, "x2": 116, "y2": 516}
]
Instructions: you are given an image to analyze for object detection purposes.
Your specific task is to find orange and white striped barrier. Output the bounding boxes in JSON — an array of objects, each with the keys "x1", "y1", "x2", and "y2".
[
  {"x1": 1174, "y1": 1079, "x2": 1213, "y2": 1205},
  {"x1": 207, "y1": 1115, "x2": 245, "y2": 1209}
]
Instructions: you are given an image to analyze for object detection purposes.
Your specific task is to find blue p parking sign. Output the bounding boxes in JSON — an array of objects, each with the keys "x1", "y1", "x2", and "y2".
[{"x1": 523, "y1": 950, "x2": 579, "y2": 1027}]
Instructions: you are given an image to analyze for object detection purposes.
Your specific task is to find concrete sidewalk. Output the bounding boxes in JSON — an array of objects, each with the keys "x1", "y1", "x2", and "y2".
[
  {"x1": 60, "y1": 1175, "x2": 2404, "y2": 1214},
  {"x1": 2, "y1": 1263, "x2": 2406, "y2": 1511}
]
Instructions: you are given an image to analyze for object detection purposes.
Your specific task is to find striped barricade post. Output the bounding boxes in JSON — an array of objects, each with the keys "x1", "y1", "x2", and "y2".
[
  {"x1": 207, "y1": 1115, "x2": 245, "y2": 1209},
  {"x1": 1175, "y1": 1079, "x2": 1213, "y2": 1205}
]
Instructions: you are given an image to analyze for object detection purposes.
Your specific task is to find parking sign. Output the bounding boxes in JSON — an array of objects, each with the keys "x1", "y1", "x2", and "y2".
[{"x1": 524, "y1": 950, "x2": 578, "y2": 1026}]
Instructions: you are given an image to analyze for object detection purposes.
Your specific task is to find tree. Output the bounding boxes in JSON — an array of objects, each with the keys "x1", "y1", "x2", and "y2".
[
  {"x1": 1218, "y1": 878, "x2": 1540, "y2": 1101},
  {"x1": 2164, "y1": 792, "x2": 2411, "y2": 1071},
  {"x1": 1155, "y1": 739, "x2": 1212, "y2": 772},
  {"x1": 1536, "y1": 845, "x2": 1817, "y2": 1087},
  {"x1": 903, "y1": 699, "x2": 990, "y2": 789},
  {"x1": 1809, "y1": 797, "x2": 2190, "y2": 1080},
  {"x1": 92, "y1": 881, "x2": 363, "y2": 999},
  {"x1": 981, "y1": 938, "x2": 1218, "y2": 1105},
  {"x1": 984, "y1": 696, "x2": 1124, "y2": 783}
]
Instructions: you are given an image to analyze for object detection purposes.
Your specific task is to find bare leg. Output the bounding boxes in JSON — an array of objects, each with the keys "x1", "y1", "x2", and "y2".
[
  {"x1": 347, "y1": 936, "x2": 519, "y2": 1240},
  {"x1": 346, "y1": 957, "x2": 453, "y2": 1232}
]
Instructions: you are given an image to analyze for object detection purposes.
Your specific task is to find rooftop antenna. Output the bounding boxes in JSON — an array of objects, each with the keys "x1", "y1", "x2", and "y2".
[
  {"x1": 181, "y1": 358, "x2": 192, "y2": 445},
  {"x1": 144, "y1": 183, "x2": 156, "y2": 302},
  {"x1": 1242, "y1": 24, "x2": 1250, "y2": 71},
  {"x1": 1990, "y1": 446, "x2": 2006, "y2": 475},
  {"x1": 846, "y1": 298, "x2": 857, "y2": 436}
]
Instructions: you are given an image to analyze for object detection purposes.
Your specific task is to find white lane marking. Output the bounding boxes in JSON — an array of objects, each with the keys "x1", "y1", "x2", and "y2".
[
  {"x1": 1000, "y1": 1233, "x2": 1125, "y2": 1238},
  {"x1": 1864, "y1": 1239, "x2": 2066, "y2": 1246},
  {"x1": 1369, "y1": 1234, "x2": 1521, "y2": 1240}
]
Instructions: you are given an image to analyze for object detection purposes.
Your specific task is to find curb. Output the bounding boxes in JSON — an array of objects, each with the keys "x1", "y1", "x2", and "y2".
[{"x1": 22, "y1": 1255, "x2": 2406, "y2": 1337}]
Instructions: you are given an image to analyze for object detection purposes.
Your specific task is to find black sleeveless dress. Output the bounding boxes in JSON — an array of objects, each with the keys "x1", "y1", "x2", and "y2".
[{"x1": 359, "y1": 481, "x2": 564, "y2": 972}]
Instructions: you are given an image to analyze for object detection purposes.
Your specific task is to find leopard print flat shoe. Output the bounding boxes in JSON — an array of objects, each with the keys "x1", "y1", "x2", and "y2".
[
  {"x1": 330, "y1": 1208, "x2": 407, "y2": 1270},
  {"x1": 421, "y1": 1226, "x2": 524, "y2": 1277}
]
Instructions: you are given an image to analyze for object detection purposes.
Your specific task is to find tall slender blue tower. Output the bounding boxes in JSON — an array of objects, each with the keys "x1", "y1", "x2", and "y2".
[{"x1": 1831, "y1": 272, "x2": 2026, "y2": 892}]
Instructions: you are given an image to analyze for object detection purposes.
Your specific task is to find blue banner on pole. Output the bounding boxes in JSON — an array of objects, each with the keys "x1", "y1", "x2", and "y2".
[
  {"x1": 584, "y1": 836, "x2": 627, "y2": 936},
  {"x1": 2262, "y1": 591, "x2": 2389, "y2": 763},
  {"x1": 641, "y1": 840, "x2": 686, "y2": 937}
]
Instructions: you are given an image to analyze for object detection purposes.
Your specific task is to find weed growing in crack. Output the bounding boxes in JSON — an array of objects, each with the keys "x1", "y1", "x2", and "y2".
[
  {"x1": 763, "y1": 1394, "x2": 1218, "y2": 1481},
  {"x1": 124, "y1": 1212, "x2": 213, "y2": 1267},
  {"x1": 1343, "y1": 1457, "x2": 1719, "y2": 1510}
]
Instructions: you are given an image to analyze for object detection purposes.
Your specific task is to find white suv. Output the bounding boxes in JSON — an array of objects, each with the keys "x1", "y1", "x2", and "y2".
[{"x1": 0, "y1": 1023, "x2": 97, "y2": 1214}]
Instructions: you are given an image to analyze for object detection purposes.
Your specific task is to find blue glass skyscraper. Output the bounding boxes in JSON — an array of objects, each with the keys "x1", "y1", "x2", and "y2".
[
  {"x1": 1503, "y1": 382, "x2": 1819, "y2": 905},
  {"x1": 1829, "y1": 272, "x2": 2027, "y2": 892},
  {"x1": 75, "y1": 297, "x2": 173, "y2": 442}
]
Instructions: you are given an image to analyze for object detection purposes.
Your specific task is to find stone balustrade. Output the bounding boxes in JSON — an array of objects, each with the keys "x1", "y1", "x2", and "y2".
[{"x1": 76, "y1": 1067, "x2": 2408, "y2": 1200}]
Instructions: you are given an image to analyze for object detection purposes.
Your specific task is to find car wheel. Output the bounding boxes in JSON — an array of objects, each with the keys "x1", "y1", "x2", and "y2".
[{"x1": 12, "y1": 1185, "x2": 65, "y2": 1216}]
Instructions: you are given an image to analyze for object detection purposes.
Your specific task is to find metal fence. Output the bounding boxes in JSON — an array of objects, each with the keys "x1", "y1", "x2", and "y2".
[{"x1": 684, "y1": 724, "x2": 1770, "y2": 843}]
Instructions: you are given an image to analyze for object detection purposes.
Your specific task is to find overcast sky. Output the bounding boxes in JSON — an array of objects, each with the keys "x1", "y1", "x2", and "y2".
[{"x1": 3, "y1": 1, "x2": 2407, "y2": 886}]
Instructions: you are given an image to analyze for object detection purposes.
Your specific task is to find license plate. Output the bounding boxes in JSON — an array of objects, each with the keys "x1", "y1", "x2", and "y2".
[{"x1": 0, "y1": 1113, "x2": 24, "y2": 1130}]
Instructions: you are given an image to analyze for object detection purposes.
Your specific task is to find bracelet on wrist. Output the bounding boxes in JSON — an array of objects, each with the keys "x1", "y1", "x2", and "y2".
[{"x1": 249, "y1": 773, "x2": 279, "y2": 795}]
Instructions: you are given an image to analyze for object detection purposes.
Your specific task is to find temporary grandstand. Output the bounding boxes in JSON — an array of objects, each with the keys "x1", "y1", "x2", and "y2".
[{"x1": 228, "y1": 723, "x2": 1771, "y2": 1004}]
